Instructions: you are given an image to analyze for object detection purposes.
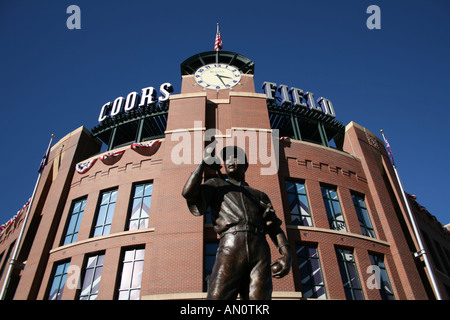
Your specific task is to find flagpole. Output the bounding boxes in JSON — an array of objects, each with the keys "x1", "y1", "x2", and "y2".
[
  {"x1": 216, "y1": 23, "x2": 220, "y2": 64},
  {"x1": 380, "y1": 130, "x2": 442, "y2": 300},
  {"x1": 0, "y1": 134, "x2": 55, "y2": 300}
]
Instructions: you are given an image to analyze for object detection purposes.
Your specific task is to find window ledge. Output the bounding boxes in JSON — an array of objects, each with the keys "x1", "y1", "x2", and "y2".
[
  {"x1": 50, "y1": 227, "x2": 156, "y2": 254},
  {"x1": 286, "y1": 225, "x2": 389, "y2": 246}
]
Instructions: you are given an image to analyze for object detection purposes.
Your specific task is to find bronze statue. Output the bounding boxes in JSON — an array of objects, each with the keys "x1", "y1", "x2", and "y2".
[{"x1": 182, "y1": 145, "x2": 292, "y2": 300}]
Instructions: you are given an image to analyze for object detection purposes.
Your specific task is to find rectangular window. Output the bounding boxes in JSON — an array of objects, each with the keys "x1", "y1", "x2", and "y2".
[
  {"x1": 79, "y1": 253, "x2": 105, "y2": 300},
  {"x1": 286, "y1": 181, "x2": 313, "y2": 226},
  {"x1": 369, "y1": 253, "x2": 395, "y2": 300},
  {"x1": 117, "y1": 248, "x2": 145, "y2": 300},
  {"x1": 62, "y1": 198, "x2": 86, "y2": 245},
  {"x1": 93, "y1": 189, "x2": 117, "y2": 237},
  {"x1": 336, "y1": 248, "x2": 364, "y2": 300},
  {"x1": 204, "y1": 242, "x2": 219, "y2": 291},
  {"x1": 322, "y1": 186, "x2": 347, "y2": 232},
  {"x1": 47, "y1": 261, "x2": 70, "y2": 300},
  {"x1": 296, "y1": 244, "x2": 327, "y2": 299},
  {"x1": 129, "y1": 182, "x2": 153, "y2": 230},
  {"x1": 352, "y1": 193, "x2": 376, "y2": 238}
]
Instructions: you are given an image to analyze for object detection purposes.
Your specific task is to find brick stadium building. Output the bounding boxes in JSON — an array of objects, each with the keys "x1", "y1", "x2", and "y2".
[{"x1": 0, "y1": 51, "x2": 449, "y2": 300}]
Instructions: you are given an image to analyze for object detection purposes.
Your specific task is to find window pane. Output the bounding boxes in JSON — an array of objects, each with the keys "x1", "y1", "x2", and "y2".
[
  {"x1": 86, "y1": 256, "x2": 97, "y2": 268},
  {"x1": 47, "y1": 261, "x2": 70, "y2": 300},
  {"x1": 48, "y1": 276, "x2": 61, "y2": 300},
  {"x1": 144, "y1": 184, "x2": 153, "y2": 196},
  {"x1": 129, "y1": 183, "x2": 153, "y2": 230},
  {"x1": 129, "y1": 289, "x2": 140, "y2": 300},
  {"x1": 142, "y1": 197, "x2": 151, "y2": 217},
  {"x1": 118, "y1": 291, "x2": 129, "y2": 300},
  {"x1": 73, "y1": 201, "x2": 81, "y2": 213},
  {"x1": 131, "y1": 261, "x2": 144, "y2": 288},
  {"x1": 322, "y1": 186, "x2": 346, "y2": 232},
  {"x1": 62, "y1": 198, "x2": 86, "y2": 245},
  {"x1": 336, "y1": 248, "x2": 364, "y2": 300},
  {"x1": 97, "y1": 206, "x2": 107, "y2": 225},
  {"x1": 120, "y1": 263, "x2": 133, "y2": 289},
  {"x1": 94, "y1": 190, "x2": 117, "y2": 237},
  {"x1": 288, "y1": 193, "x2": 299, "y2": 214},
  {"x1": 93, "y1": 226, "x2": 102, "y2": 237},
  {"x1": 286, "y1": 181, "x2": 296, "y2": 193},
  {"x1": 139, "y1": 218, "x2": 148, "y2": 229},
  {"x1": 117, "y1": 248, "x2": 145, "y2": 300},
  {"x1": 91, "y1": 267, "x2": 102, "y2": 293},
  {"x1": 296, "y1": 244, "x2": 327, "y2": 299},
  {"x1": 101, "y1": 193, "x2": 110, "y2": 205},
  {"x1": 105, "y1": 204, "x2": 115, "y2": 224},
  {"x1": 135, "y1": 185, "x2": 144, "y2": 197},
  {"x1": 369, "y1": 253, "x2": 395, "y2": 300},
  {"x1": 298, "y1": 195, "x2": 309, "y2": 215},
  {"x1": 352, "y1": 193, "x2": 376, "y2": 238},
  {"x1": 79, "y1": 254, "x2": 104, "y2": 300},
  {"x1": 332, "y1": 201, "x2": 343, "y2": 217},
  {"x1": 329, "y1": 189, "x2": 338, "y2": 200},
  {"x1": 81, "y1": 268, "x2": 94, "y2": 292},
  {"x1": 296, "y1": 183, "x2": 305, "y2": 194},
  {"x1": 129, "y1": 220, "x2": 138, "y2": 231},
  {"x1": 110, "y1": 190, "x2": 118, "y2": 203},
  {"x1": 131, "y1": 199, "x2": 142, "y2": 219},
  {"x1": 103, "y1": 225, "x2": 111, "y2": 235},
  {"x1": 135, "y1": 248, "x2": 145, "y2": 261},
  {"x1": 66, "y1": 215, "x2": 78, "y2": 234},
  {"x1": 286, "y1": 181, "x2": 312, "y2": 227}
]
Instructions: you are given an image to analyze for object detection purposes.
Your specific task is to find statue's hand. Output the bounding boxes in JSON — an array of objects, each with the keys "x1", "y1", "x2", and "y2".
[
  {"x1": 271, "y1": 254, "x2": 292, "y2": 279},
  {"x1": 202, "y1": 155, "x2": 222, "y2": 171}
]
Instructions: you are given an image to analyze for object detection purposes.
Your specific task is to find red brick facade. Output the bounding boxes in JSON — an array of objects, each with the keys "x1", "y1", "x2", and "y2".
[{"x1": 1, "y1": 53, "x2": 448, "y2": 300}]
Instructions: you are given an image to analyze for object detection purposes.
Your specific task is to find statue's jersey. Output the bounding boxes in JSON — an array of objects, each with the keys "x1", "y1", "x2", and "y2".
[{"x1": 187, "y1": 177, "x2": 282, "y2": 237}]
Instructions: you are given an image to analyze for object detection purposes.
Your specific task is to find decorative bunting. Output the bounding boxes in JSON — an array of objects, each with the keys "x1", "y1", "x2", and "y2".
[
  {"x1": 99, "y1": 150, "x2": 125, "y2": 165},
  {"x1": 76, "y1": 158, "x2": 97, "y2": 174},
  {"x1": 0, "y1": 198, "x2": 31, "y2": 237},
  {"x1": 131, "y1": 139, "x2": 161, "y2": 156},
  {"x1": 130, "y1": 139, "x2": 160, "y2": 150},
  {"x1": 99, "y1": 150, "x2": 125, "y2": 161}
]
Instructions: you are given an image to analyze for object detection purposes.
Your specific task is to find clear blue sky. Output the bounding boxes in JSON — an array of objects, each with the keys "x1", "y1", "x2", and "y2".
[{"x1": 1, "y1": 0, "x2": 449, "y2": 227}]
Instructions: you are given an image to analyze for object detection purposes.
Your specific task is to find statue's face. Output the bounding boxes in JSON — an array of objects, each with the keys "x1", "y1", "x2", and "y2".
[{"x1": 224, "y1": 155, "x2": 246, "y2": 179}]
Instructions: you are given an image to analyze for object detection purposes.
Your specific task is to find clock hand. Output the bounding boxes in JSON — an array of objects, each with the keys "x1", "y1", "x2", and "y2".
[{"x1": 215, "y1": 74, "x2": 227, "y2": 86}]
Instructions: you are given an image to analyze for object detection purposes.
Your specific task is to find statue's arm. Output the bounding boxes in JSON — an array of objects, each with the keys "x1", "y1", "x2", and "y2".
[
  {"x1": 182, "y1": 159, "x2": 217, "y2": 216},
  {"x1": 268, "y1": 225, "x2": 292, "y2": 278},
  {"x1": 182, "y1": 162, "x2": 206, "y2": 200},
  {"x1": 262, "y1": 200, "x2": 292, "y2": 278}
]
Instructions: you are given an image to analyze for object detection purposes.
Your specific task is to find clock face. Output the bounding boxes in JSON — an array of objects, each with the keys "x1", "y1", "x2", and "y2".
[{"x1": 194, "y1": 63, "x2": 241, "y2": 90}]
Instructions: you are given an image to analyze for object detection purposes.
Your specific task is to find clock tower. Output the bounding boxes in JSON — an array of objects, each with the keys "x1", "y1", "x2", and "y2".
[
  {"x1": 179, "y1": 51, "x2": 256, "y2": 96},
  {"x1": 166, "y1": 51, "x2": 270, "y2": 135}
]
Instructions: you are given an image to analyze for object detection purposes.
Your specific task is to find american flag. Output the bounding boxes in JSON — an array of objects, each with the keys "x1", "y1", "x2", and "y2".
[
  {"x1": 214, "y1": 24, "x2": 223, "y2": 51},
  {"x1": 381, "y1": 131, "x2": 395, "y2": 166}
]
